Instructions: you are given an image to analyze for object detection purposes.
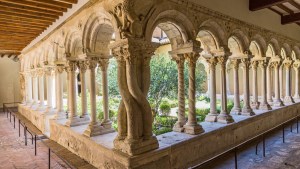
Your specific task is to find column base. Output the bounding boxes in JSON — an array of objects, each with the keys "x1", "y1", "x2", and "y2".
[
  {"x1": 83, "y1": 122, "x2": 114, "y2": 137},
  {"x1": 80, "y1": 114, "x2": 90, "y2": 121},
  {"x1": 241, "y1": 107, "x2": 255, "y2": 116},
  {"x1": 293, "y1": 94, "x2": 300, "y2": 100},
  {"x1": 284, "y1": 96, "x2": 295, "y2": 104},
  {"x1": 259, "y1": 103, "x2": 272, "y2": 110},
  {"x1": 205, "y1": 113, "x2": 218, "y2": 122},
  {"x1": 65, "y1": 116, "x2": 89, "y2": 127},
  {"x1": 217, "y1": 113, "x2": 234, "y2": 124},
  {"x1": 183, "y1": 123, "x2": 204, "y2": 135},
  {"x1": 53, "y1": 111, "x2": 66, "y2": 120},
  {"x1": 172, "y1": 121, "x2": 185, "y2": 132},
  {"x1": 267, "y1": 98, "x2": 273, "y2": 103},
  {"x1": 251, "y1": 101, "x2": 260, "y2": 109},
  {"x1": 230, "y1": 107, "x2": 241, "y2": 115},
  {"x1": 273, "y1": 100, "x2": 284, "y2": 107},
  {"x1": 114, "y1": 136, "x2": 159, "y2": 156}
]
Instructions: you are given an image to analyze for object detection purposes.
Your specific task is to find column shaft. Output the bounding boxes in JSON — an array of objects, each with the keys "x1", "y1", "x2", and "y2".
[
  {"x1": 251, "y1": 61, "x2": 260, "y2": 109},
  {"x1": 283, "y1": 62, "x2": 295, "y2": 104},
  {"x1": 294, "y1": 65, "x2": 300, "y2": 99},
  {"x1": 258, "y1": 60, "x2": 272, "y2": 110},
  {"x1": 267, "y1": 66, "x2": 273, "y2": 102},
  {"x1": 231, "y1": 60, "x2": 241, "y2": 115},
  {"x1": 241, "y1": 58, "x2": 254, "y2": 115}
]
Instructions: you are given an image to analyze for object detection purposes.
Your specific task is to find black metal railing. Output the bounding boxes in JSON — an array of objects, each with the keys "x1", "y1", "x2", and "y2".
[
  {"x1": 191, "y1": 112, "x2": 299, "y2": 169},
  {"x1": 5, "y1": 107, "x2": 74, "y2": 169}
]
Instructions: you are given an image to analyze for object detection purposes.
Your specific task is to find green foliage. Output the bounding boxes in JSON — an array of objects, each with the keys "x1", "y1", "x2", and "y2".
[
  {"x1": 227, "y1": 100, "x2": 234, "y2": 111},
  {"x1": 198, "y1": 95, "x2": 210, "y2": 102},
  {"x1": 153, "y1": 127, "x2": 173, "y2": 136},
  {"x1": 196, "y1": 108, "x2": 210, "y2": 122},
  {"x1": 159, "y1": 101, "x2": 171, "y2": 116},
  {"x1": 153, "y1": 116, "x2": 177, "y2": 135}
]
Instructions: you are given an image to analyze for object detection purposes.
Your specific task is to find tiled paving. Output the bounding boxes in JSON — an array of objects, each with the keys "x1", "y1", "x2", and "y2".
[
  {"x1": 196, "y1": 122, "x2": 300, "y2": 169},
  {"x1": 0, "y1": 112, "x2": 71, "y2": 169}
]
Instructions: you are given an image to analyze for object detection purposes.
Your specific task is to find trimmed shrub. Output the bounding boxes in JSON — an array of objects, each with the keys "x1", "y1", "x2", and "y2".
[{"x1": 159, "y1": 101, "x2": 171, "y2": 116}]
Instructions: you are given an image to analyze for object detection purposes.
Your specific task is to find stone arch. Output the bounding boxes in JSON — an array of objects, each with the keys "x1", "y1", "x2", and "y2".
[
  {"x1": 250, "y1": 34, "x2": 267, "y2": 57},
  {"x1": 266, "y1": 44, "x2": 276, "y2": 57},
  {"x1": 82, "y1": 11, "x2": 118, "y2": 54},
  {"x1": 282, "y1": 43, "x2": 292, "y2": 58},
  {"x1": 64, "y1": 29, "x2": 84, "y2": 58},
  {"x1": 228, "y1": 29, "x2": 250, "y2": 53},
  {"x1": 198, "y1": 19, "x2": 227, "y2": 49},
  {"x1": 145, "y1": 9, "x2": 195, "y2": 49},
  {"x1": 292, "y1": 46, "x2": 300, "y2": 59},
  {"x1": 267, "y1": 38, "x2": 281, "y2": 56}
]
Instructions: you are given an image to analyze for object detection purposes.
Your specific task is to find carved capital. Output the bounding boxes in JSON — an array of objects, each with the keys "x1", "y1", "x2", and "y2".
[
  {"x1": 36, "y1": 69, "x2": 45, "y2": 77},
  {"x1": 98, "y1": 59, "x2": 110, "y2": 71},
  {"x1": 55, "y1": 66, "x2": 65, "y2": 74},
  {"x1": 283, "y1": 62, "x2": 292, "y2": 69},
  {"x1": 293, "y1": 63, "x2": 300, "y2": 70},
  {"x1": 251, "y1": 61, "x2": 258, "y2": 70},
  {"x1": 44, "y1": 67, "x2": 54, "y2": 76},
  {"x1": 217, "y1": 55, "x2": 228, "y2": 66},
  {"x1": 231, "y1": 59, "x2": 240, "y2": 69},
  {"x1": 184, "y1": 52, "x2": 199, "y2": 68},
  {"x1": 258, "y1": 60, "x2": 268, "y2": 69},
  {"x1": 172, "y1": 54, "x2": 185, "y2": 69},
  {"x1": 77, "y1": 61, "x2": 88, "y2": 73},
  {"x1": 66, "y1": 61, "x2": 78, "y2": 72},
  {"x1": 205, "y1": 57, "x2": 217, "y2": 71},
  {"x1": 87, "y1": 59, "x2": 98, "y2": 70},
  {"x1": 240, "y1": 58, "x2": 251, "y2": 69}
]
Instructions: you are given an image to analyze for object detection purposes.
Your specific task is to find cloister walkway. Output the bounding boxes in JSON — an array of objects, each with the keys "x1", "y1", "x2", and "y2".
[{"x1": 0, "y1": 112, "x2": 68, "y2": 169}]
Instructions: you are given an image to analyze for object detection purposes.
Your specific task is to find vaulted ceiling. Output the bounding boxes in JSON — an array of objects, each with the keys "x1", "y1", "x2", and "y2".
[
  {"x1": 0, "y1": 0, "x2": 78, "y2": 59},
  {"x1": 250, "y1": 0, "x2": 300, "y2": 26}
]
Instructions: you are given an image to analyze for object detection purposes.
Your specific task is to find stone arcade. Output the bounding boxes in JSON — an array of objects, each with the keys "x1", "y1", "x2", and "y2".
[{"x1": 13, "y1": 0, "x2": 300, "y2": 168}]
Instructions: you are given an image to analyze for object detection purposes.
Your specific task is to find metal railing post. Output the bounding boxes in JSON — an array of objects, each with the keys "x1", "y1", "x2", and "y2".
[
  {"x1": 35, "y1": 135, "x2": 37, "y2": 156},
  {"x1": 48, "y1": 148, "x2": 51, "y2": 169},
  {"x1": 24, "y1": 126, "x2": 27, "y2": 146}
]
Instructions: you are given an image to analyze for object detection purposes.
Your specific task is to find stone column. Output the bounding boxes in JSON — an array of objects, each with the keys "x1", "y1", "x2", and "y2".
[
  {"x1": 226, "y1": 67, "x2": 231, "y2": 95},
  {"x1": 183, "y1": 52, "x2": 204, "y2": 134},
  {"x1": 78, "y1": 61, "x2": 89, "y2": 120},
  {"x1": 173, "y1": 55, "x2": 186, "y2": 132},
  {"x1": 258, "y1": 59, "x2": 272, "y2": 110},
  {"x1": 294, "y1": 63, "x2": 300, "y2": 99},
  {"x1": 84, "y1": 59, "x2": 104, "y2": 137},
  {"x1": 217, "y1": 55, "x2": 234, "y2": 123},
  {"x1": 279, "y1": 65, "x2": 283, "y2": 99},
  {"x1": 32, "y1": 71, "x2": 39, "y2": 105},
  {"x1": 205, "y1": 66, "x2": 210, "y2": 95},
  {"x1": 38, "y1": 70, "x2": 45, "y2": 108},
  {"x1": 283, "y1": 61, "x2": 295, "y2": 104},
  {"x1": 251, "y1": 61, "x2": 260, "y2": 109},
  {"x1": 231, "y1": 59, "x2": 241, "y2": 115},
  {"x1": 26, "y1": 74, "x2": 33, "y2": 104},
  {"x1": 272, "y1": 62, "x2": 284, "y2": 107},
  {"x1": 54, "y1": 66, "x2": 64, "y2": 119},
  {"x1": 65, "y1": 61, "x2": 80, "y2": 127},
  {"x1": 99, "y1": 58, "x2": 114, "y2": 132},
  {"x1": 205, "y1": 57, "x2": 218, "y2": 122},
  {"x1": 267, "y1": 66, "x2": 273, "y2": 103},
  {"x1": 241, "y1": 58, "x2": 254, "y2": 115},
  {"x1": 111, "y1": 39, "x2": 159, "y2": 156},
  {"x1": 45, "y1": 68, "x2": 53, "y2": 110}
]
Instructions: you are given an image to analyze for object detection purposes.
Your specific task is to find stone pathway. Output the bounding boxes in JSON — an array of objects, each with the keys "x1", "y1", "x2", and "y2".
[
  {"x1": 0, "y1": 112, "x2": 70, "y2": 169},
  {"x1": 197, "y1": 124, "x2": 300, "y2": 169}
]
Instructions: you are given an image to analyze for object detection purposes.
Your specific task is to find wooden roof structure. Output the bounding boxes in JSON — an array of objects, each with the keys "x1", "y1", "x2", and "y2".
[
  {"x1": 0, "y1": 0, "x2": 78, "y2": 59},
  {"x1": 250, "y1": 0, "x2": 300, "y2": 26}
]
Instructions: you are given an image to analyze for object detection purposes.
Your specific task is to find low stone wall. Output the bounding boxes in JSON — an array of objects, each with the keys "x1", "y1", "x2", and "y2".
[{"x1": 19, "y1": 103, "x2": 300, "y2": 169}]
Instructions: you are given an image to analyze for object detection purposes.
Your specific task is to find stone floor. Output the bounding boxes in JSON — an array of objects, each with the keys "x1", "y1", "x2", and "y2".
[
  {"x1": 196, "y1": 122, "x2": 300, "y2": 169},
  {"x1": 0, "y1": 112, "x2": 70, "y2": 169}
]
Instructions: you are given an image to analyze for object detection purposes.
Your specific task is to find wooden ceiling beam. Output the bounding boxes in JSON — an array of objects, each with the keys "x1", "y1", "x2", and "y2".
[
  {"x1": 0, "y1": 2, "x2": 63, "y2": 16},
  {"x1": 26, "y1": 0, "x2": 72, "y2": 8},
  {"x1": 0, "y1": 15, "x2": 53, "y2": 25},
  {"x1": 277, "y1": 4, "x2": 294, "y2": 14},
  {"x1": 0, "y1": 18, "x2": 49, "y2": 27},
  {"x1": 0, "y1": 30, "x2": 40, "y2": 36},
  {"x1": 268, "y1": 7, "x2": 283, "y2": 16},
  {"x1": 0, "y1": 10, "x2": 55, "y2": 22},
  {"x1": 0, "y1": 0, "x2": 67, "y2": 12},
  {"x1": 282, "y1": 12, "x2": 300, "y2": 24},
  {"x1": 55, "y1": 0, "x2": 78, "y2": 4},
  {"x1": 0, "y1": 27, "x2": 43, "y2": 33},
  {"x1": 288, "y1": 0, "x2": 300, "y2": 9},
  {"x1": 0, "y1": 22, "x2": 45, "y2": 30},
  {"x1": 249, "y1": 0, "x2": 288, "y2": 11},
  {"x1": 0, "y1": 6, "x2": 59, "y2": 20}
]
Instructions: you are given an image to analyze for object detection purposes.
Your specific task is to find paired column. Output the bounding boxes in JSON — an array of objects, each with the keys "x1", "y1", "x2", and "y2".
[
  {"x1": 78, "y1": 61, "x2": 89, "y2": 120},
  {"x1": 283, "y1": 61, "x2": 295, "y2": 104},
  {"x1": 258, "y1": 59, "x2": 272, "y2": 110},
  {"x1": 54, "y1": 66, "x2": 64, "y2": 119},
  {"x1": 231, "y1": 59, "x2": 241, "y2": 115},
  {"x1": 241, "y1": 58, "x2": 254, "y2": 115},
  {"x1": 26, "y1": 74, "x2": 33, "y2": 104},
  {"x1": 217, "y1": 55, "x2": 234, "y2": 123},
  {"x1": 279, "y1": 65, "x2": 283, "y2": 99},
  {"x1": 251, "y1": 61, "x2": 260, "y2": 109},
  {"x1": 84, "y1": 59, "x2": 105, "y2": 137},
  {"x1": 65, "y1": 61, "x2": 80, "y2": 127},
  {"x1": 98, "y1": 58, "x2": 114, "y2": 131},
  {"x1": 45, "y1": 68, "x2": 54, "y2": 110},
  {"x1": 173, "y1": 55, "x2": 186, "y2": 131},
  {"x1": 267, "y1": 66, "x2": 273, "y2": 103},
  {"x1": 32, "y1": 71, "x2": 39, "y2": 105},
  {"x1": 271, "y1": 61, "x2": 284, "y2": 107},
  {"x1": 294, "y1": 63, "x2": 300, "y2": 99},
  {"x1": 205, "y1": 57, "x2": 218, "y2": 122},
  {"x1": 183, "y1": 52, "x2": 204, "y2": 134},
  {"x1": 38, "y1": 70, "x2": 45, "y2": 108}
]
